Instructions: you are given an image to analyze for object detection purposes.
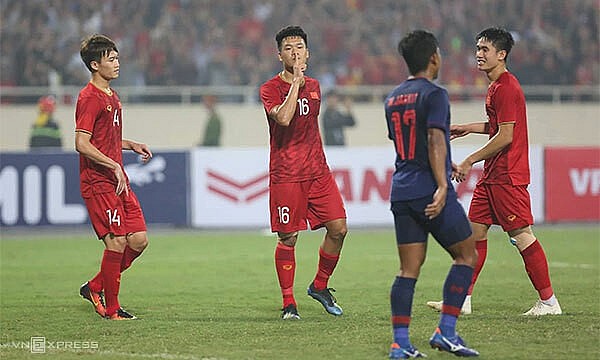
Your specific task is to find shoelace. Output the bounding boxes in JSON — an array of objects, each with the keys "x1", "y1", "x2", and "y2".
[
  {"x1": 534, "y1": 300, "x2": 547, "y2": 310},
  {"x1": 97, "y1": 292, "x2": 106, "y2": 306},
  {"x1": 322, "y1": 288, "x2": 337, "y2": 304}
]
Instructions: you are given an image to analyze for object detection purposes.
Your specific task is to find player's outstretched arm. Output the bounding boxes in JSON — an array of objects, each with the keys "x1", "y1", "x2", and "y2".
[
  {"x1": 466, "y1": 122, "x2": 513, "y2": 163},
  {"x1": 450, "y1": 122, "x2": 489, "y2": 140},
  {"x1": 123, "y1": 139, "x2": 153, "y2": 163},
  {"x1": 453, "y1": 122, "x2": 514, "y2": 183}
]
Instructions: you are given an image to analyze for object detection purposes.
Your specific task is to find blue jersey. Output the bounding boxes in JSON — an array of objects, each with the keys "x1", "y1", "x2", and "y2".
[{"x1": 385, "y1": 78, "x2": 454, "y2": 201}]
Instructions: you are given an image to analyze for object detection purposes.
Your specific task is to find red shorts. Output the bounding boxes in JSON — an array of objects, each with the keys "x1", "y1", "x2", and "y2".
[
  {"x1": 468, "y1": 183, "x2": 533, "y2": 232},
  {"x1": 84, "y1": 188, "x2": 147, "y2": 239},
  {"x1": 269, "y1": 173, "x2": 346, "y2": 233}
]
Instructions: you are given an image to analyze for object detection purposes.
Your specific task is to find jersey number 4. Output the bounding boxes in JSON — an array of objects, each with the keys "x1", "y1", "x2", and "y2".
[{"x1": 391, "y1": 109, "x2": 416, "y2": 160}]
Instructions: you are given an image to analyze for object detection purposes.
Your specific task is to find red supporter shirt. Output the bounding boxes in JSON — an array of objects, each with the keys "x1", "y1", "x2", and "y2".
[
  {"x1": 481, "y1": 71, "x2": 530, "y2": 185},
  {"x1": 75, "y1": 83, "x2": 128, "y2": 198},
  {"x1": 260, "y1": 75, "x2": 329, "y2": 183}
]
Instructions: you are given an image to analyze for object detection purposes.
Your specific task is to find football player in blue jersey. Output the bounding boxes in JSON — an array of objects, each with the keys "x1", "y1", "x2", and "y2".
[{"x1": 385, "y1": 30, "x2": 479, "y2": 358}]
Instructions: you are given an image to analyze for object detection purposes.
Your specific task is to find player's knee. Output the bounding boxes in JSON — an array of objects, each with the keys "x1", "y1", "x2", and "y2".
[
  {"x1": 327, "y1": 227, "x2": 348, "y2": 243},
  {"x1": 126, "y1": 231, "x2": 148, "y2": 252},
  {"x1": 328, "y1": 223, "x2": 347, "y2": 244},
  {"x1": 104, "y1": 233, "x2": 127, "y2": 251},
  {"x1": 278, "y1": 232, "x2": 298, "y2": 247},
  {"x1": 508, "y1": 227, "x2": 535, "y2": 250}
]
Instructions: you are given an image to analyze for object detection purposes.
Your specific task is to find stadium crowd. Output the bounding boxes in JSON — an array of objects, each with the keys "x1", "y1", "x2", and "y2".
[{"x1": 1, "y1": 0, "x2": 598, "y2": 91}]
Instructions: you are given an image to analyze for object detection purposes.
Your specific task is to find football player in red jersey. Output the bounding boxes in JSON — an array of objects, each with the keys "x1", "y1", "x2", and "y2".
[
  {"x1": 427, "y1": 28, "x2": 561, "y2": 316},
  {"x1": 260, "y1": 26, "x2": 347, "y2": 320},
  {"x1": 75, "y1": 34, "x2": 152, "y2": 320}
]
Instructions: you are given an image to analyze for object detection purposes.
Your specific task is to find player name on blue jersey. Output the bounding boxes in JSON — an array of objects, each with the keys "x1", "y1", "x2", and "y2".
[{"x1": 387, "y1": 93, "x2": 419, "y2": 106}]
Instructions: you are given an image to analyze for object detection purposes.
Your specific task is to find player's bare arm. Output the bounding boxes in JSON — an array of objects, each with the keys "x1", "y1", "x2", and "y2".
[
  {"x1": 449, "y1": 122, "x2": 489, "y2": 140},
  {"x1": 75, "y1": 130, "x2": 128, "y2": 196},
  {"x1": 123, "y1": 139, "x2": 153, "y2": 163},
  {"x1": 453, "y1": 122, "x2": 514, "y2": 182},
  {"x1": 425, "y1": 128, "x2": 448, "y2": 219},
  {"x1": 270, "y1": 56, "x2": 306, "y2": 126}
]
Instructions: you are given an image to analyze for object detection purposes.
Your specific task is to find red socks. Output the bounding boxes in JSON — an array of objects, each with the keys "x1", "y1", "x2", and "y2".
[
  {"x1": 465, "y1": 238, "x2": 554, "y2": 301},
  {"x1": 312, "y1": 247, "x2": 340, "y2": 291},
  {"x1": 467, "y1": 239, "x2": 488, "y2": 295},
  {"x1": 121, "y1": 245, "x2": 142, "y2": 272},
  {"x1": 274, "y1": 244, "x2": 341, "y2": 307},
  {"x1": 88, "y1": 271, "x2": 103, "y2": 293},
  {"x1": 520, "y1": 239, "x2": 554, "y2": 300},
  {"x1": 275, "y1": 242, "x2": 296, "y2": 307},
  {"x1": 274, "y1": 244, "x2": 341, "y2": 306},
  {"x1": 101, "y1": 249, "x2": 123, "y2": 316},
  {"x1": 88, "y1": 245, "x2": 143, "y2": 293}
]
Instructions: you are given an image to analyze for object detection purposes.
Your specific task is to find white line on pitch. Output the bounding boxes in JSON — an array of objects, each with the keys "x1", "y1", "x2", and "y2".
[{"x1": 550, "y1": 262, "x2": 595, "y2": 269}]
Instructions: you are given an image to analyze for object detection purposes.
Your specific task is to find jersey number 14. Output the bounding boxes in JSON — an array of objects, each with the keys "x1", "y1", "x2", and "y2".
[{"x1": 106, "y1": 208, "x2": 121, "y2": 227}]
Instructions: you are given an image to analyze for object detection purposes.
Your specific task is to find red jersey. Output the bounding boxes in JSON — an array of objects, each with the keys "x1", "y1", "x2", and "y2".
[
  {"x1": 481, "y1": 71, "x2": 530, "y2": 185},
  {"x1": 75, "y1": 83, "x2": 128, "y2": 198},
  {"x1": 260, "y1": 75, "x2": 329, "y2": 183}
]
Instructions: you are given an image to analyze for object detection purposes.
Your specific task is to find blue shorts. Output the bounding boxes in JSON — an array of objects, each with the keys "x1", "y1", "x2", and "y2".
[{"x1": 391, "y1": 192, "x2": 472, "y2": 248}]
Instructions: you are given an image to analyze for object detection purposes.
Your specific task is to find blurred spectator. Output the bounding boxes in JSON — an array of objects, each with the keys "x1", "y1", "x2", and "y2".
[
  {"x1": 321, "y1": 90, "x2": 356, "y2": 146},
  {"x1": 199, "y1": 95, "x2": 222, "y2": 147},
  {"x1": 1, "y1": 0, "x2": 597, "y2": 92},
  {"x1": 29, "y1": 95, "x2": 62, "y2": 149}
]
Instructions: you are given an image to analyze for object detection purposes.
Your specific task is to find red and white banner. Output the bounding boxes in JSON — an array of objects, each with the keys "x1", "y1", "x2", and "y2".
[
  {"x1": 190, "y1": 148, "x2": 270, "y2": 227},
  {"x1": 190, "y1": 146, "x2": 545, "y2": 228},
  {"x1": 544, "y1": 147, "x2": 600, "y2": 222},
  {"x1": 190, "y1": 147, "x2": 398, "y2": 228}
]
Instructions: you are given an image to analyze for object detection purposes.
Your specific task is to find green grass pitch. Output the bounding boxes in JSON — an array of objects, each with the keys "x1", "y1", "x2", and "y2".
[{"x1": 1, "y1": 225, "x2": 599, "y2": 359}]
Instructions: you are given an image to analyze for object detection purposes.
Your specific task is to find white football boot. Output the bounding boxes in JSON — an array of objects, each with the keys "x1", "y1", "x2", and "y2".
[
  {"x1": 426, "y1": 295, "x2": 472, "y2": 315},
  {"x1": 522, "y1": 299, "x2": 562, "y2": 316}
]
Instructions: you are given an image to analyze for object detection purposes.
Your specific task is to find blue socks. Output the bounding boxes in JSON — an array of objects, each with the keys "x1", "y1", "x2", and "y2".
[
  {"x1": 391, "y1": 276, "x2": 417, "y2": 347},
  {"x1": 439, "y1": 264, "x2": 473, "y2": 337}
]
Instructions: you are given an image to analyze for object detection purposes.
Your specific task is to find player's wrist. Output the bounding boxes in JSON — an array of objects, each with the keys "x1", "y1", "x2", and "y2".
[
  {"x1": 109, "y1": 160, "x2": 120, "y2": 171},
  {"x1": 464, "y1": 156, "x2": 476, "y2": 166}
]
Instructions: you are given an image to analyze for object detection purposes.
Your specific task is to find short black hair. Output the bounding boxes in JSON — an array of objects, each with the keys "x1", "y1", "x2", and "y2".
[
  {"x1": 476, "y1": 27, "x2": 515, "y2": 58},
  {"x1": 275, "y1": 25, "x2": 308, "y2": 51},
  {"x1": 398, "y1": 30, "x2": 439, "y2": 75},
  {"x1": 80, "y1": 34, "x2": 118, "y2": 73}
]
